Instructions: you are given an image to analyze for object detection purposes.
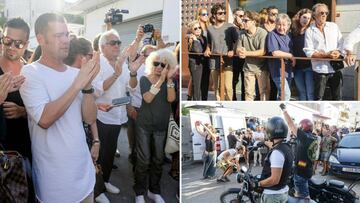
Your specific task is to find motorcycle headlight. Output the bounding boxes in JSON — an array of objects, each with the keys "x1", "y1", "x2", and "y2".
[{"x1": 329, "y1": 155, "x2": 340, "y2": 164}]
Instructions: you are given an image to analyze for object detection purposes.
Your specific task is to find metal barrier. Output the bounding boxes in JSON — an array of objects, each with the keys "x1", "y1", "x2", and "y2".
[{"x1": 184, "y1": 52, "x2": 360, "y2": 101}]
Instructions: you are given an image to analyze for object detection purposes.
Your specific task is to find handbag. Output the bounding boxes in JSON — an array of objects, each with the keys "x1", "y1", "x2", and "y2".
[
  {"x1": 330, "y1": 56, "x2": 345, "y2": 71},
  {"x1": 0, "y1": 150, "x2": 28, "y2": 203},
  {"x1": 165, "y1": 114, "x2": 179, "y2": 154}
]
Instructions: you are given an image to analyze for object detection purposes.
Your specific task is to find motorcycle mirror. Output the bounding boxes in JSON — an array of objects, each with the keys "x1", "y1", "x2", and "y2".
[{"x1": 241, "y1": 166, "x2": 248, "y2": 173}]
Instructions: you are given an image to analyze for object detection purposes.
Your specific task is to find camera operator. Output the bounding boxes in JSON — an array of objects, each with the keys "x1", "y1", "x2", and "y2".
[
  {"x1": 280, "y1": 103, "x2": 318, "y2": 200},
  {"x1": 142, "y1": 25, "x2": 166, "y2": 49},
  {"x1": 254, "y1": 116, "x2": 294, "y2": 203}
]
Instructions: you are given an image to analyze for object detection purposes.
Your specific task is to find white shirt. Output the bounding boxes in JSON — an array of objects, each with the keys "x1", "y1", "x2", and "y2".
[
  {"x1": 93, "y1": 54, "x2": 130, "y2": 125},
  {"x1": 263, "y1": 149, "x2": 289, "y2": 194},
  {"x1": 129, "y1": 63, "x2": 146, "y2": 108},
  {"x1": 343, "y1": 24, "x2": 360, "y2": 60},
  {"x1": 304, "y1": 22, "x2": 343, "y2": 74},
  {"x1": 19, "y1": 62, "x2": 95, "y2": 203},
  {"x1": 217, "y1": 148, "x2": 237, "y2": 161}
]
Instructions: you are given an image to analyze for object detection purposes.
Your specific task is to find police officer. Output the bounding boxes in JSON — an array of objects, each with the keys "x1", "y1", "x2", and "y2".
[
  {"x1": 254, "y1": 116, "x2": 294, "y2": 203},
  {"x1": 280, "y1": 103, "x2": 318, "y2": 200}
]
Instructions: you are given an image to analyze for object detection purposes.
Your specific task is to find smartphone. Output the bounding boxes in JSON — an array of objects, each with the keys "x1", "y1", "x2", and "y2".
[{"x1": 112, "y1": 96, "x2": 131, "y2": 107}]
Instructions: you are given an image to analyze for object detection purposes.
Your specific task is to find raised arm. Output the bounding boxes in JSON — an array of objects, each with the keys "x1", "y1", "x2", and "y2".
[{"x1": 280, "y1": 103, "x2": 297, "y2": 137}]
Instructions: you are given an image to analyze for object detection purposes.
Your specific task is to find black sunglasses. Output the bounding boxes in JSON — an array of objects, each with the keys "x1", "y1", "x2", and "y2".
[
  {"x1": 242, "y1": 19, "x2": 251, "y2": 23},
  {"x1": 216, "y1": 11, "x2": 226, "y2": 16},
  {"x1": 107, "y1": 40, "x2": 121, "y2": 46},
  {"x1": 193, "y1": 26, "x2": 201, "y2": 31},
  {"x1": 2, "y1": 36, "x2": 26, "y2": 49},
  {"x1": 320, "y1": 11, "x2": 329, "y2": 16},
  {"x1": 153, "y1": 61, "x2": 166, "y2": 68}
]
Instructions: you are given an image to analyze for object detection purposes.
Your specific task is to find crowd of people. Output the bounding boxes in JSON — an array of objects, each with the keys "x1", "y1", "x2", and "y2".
[
  {"x1": 0, "y1": 12, "x2": 179, "y2": 203},
  {"x1": 186, "y1": 3, "x2": 360, "y2": 101},
  {"x1": 194, "y1": 104, "x2": 357, "y2": 202}
]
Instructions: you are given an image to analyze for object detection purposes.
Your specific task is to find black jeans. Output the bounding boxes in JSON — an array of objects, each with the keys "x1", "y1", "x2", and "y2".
[
  {"x1": 232, "y1": 57, "x2": 245, "y2": 101},
  {"x1": 189, "y1": 62, "x2": 203, "y2": 100},
  {"x1": 134, "y1": 125, "x2": 167, "y2": 195},
  {"x1": 201, "y1": 59, "x2": 210, "y2": 101},
  {"x1": 314, "y1": 71, "x2": 342, "y2": 100},
  {"x1": 96, "y1": 120, "x2": 122, "y2": 182}
]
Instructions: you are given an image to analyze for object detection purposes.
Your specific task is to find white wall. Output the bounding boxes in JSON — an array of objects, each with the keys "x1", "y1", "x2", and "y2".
[
  {"x1": 84, "y1": 0, "x2": 163, "y2": 41},
  {"x1": 161, "y1": 0, "x2": 180, "y2": 43}
]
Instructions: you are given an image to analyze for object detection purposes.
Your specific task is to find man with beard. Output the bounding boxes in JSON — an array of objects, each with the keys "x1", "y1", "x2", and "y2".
[
  {"x1": 0, "y1": 18, "x2": 33, "y2": 201},
  {"x1": 20, "y1": 13, "x2": 99, "y2": 202},
  {"x1": 263, "y1": 6, "x2": 278, "y2": 32},
  {"x1": 204, "y1": 3, "x2": 238, "y2": 100}
]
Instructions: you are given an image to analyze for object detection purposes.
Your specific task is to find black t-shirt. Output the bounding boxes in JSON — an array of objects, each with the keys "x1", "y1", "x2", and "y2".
[
  {"x1": 294, "y1": 129, "x2": 318, "y2": 179},
  {"x1": 0, "y1": 107, "x2": 6, "y2": 145},
  {"x1": 290, "y1": 33, "x2": 311, "y2": 69},
  {"x1": 137, "y1": 76, "x2": 172, "y2": 131},
  {"x1": 0, "y1": 68, "x2": 32, "y2": 160},
  {"x1": 227, "y1": 134, "x2": 237, "y2": 149}
]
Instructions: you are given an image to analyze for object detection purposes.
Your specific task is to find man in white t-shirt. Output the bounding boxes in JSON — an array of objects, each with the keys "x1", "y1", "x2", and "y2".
[
  {"x1": 254, "y1": 117, "x2": 294, "y2": 203},
  {"x1": 216, "y1": 146, "x2": 245, "y2": 182},
  {"x1": 20, "y1": 13, "x2": 99, "y2": 203},
  {"x1": 92, "y1": 28, "x2": 141, "y2": 194}
]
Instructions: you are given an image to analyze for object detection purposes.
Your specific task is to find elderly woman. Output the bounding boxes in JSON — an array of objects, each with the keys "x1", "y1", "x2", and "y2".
[
  {"x1": 134, "y1": 48, "x2": 177, "y2": 203},
  {"x1": 195, "y1": 121, "x2": 218, "y2": 179},
  {"x1": 291, "y1": 9, "x2": 314, "y2": 100},
  {"x1": 188, "y1": 20, "x2": 207, "y2": 100},
  {"x1": 266, "y1": 13, "x2": 294, "y2": 101}
]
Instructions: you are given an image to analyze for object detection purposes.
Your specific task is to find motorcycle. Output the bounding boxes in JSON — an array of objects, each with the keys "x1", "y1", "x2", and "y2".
[{"x1": 220, "y1": 143, "x2": 360, "y2": 203}]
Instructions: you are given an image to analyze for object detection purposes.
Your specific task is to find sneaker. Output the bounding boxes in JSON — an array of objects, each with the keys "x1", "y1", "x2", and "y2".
[
  {"x1": 115, "y1": 150, "x2": 120, "y2": 158},
  {"x1": 224, "y1": 176, "x2": 230, "y2": 182},
  {"x1": 148, "y1": 190, "x2": 165, "y2": 203},
  {"x1": 217, "y1": 177, "x2": 225, "y2": 182},
  {"x1": 135, "y1": 195, "x2": 145, "y2": 203},
  {"x1": 95, "y1": 193, "x2": 110, "y2": 203},
  {"x1": 104, "y1": 182, "x2": 120, "y2": 194}
]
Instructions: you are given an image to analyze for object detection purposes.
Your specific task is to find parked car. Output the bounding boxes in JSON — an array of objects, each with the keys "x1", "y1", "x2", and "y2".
[{"x1": 329, "y1": 133, "x2": 360, "y2": 178}]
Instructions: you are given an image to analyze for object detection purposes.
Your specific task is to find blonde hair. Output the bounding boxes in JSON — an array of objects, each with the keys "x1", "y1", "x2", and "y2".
[
  {"x1": 145, "y1": 48, "x2": 177, "y2": 75},
  {"x1": 196, "y1": 8, "x2": 210, "y2": 28},
  {"x1": 187, "y1": 20, "x2": 200, "y2": 30}
]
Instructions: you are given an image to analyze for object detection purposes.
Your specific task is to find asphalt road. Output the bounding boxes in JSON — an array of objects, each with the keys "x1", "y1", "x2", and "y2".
[
  {"x1": 103, "y1": 127, "x2": 179, "y2": 203},
  {"x1": 182, "y1": 161, "x2": 360, "y2": 203}
]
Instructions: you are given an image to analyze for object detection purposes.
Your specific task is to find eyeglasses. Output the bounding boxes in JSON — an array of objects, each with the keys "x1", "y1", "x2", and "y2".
[
  {"x1": 270, "y1": 13, "x2": 278, "y2": 17},
  {"x1": 107, "y1": 40, "x2": 121, "y2": 46},
  {"x1": 193, "y1": 26, "x2": 201, "y2": 31},
  {"x1": 242, "y1": 19, "x2": 251, "y2": 23},
  {"x1": 2, "y1": 36, "x2": 26, "y2": 49},
  {"x1": 153, "y1": 61, "x2": 166, "y2": 68},
  {"x1": 319, "y1": 11, "x2": 329, "y2": 16},
  {"x1": 216, "y1": 11, "x2": 226, "y2": 16},
  {"x1": 201, "y1": 13, "x2": 208, "y2": 17}
]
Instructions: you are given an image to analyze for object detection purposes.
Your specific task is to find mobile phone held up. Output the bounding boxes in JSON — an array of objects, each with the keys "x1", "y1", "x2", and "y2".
[{"x1": 112, "y1": 96, "x2": 131, "y2": 107}]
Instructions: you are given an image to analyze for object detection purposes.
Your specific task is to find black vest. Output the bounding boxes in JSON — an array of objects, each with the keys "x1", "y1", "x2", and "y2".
[{"x1": 260, "y1": 141, "x2": 294, "y2": 191}]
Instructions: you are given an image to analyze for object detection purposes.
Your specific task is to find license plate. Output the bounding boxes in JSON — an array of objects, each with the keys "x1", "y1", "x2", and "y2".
[{"x1": 342, "y1": 167, "x2": 360, "y2": 173}]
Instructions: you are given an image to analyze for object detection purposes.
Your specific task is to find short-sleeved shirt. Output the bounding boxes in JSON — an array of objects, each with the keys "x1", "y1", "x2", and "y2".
[
  {"x1": 237, "y1": 27, "x2": 268, "y2": 73},
  {"x1": 266, "y1": 30, "x2": 293, "y2": 78},
  {"x1": 321, "y1": 135, "x2": 336, "y2": 152},
  {"x1": 290, "y1": 33, "x2": 311, "y2": 69},
  {"x1": 19, "y1": 62, "x2": 95, "y2": 203},
  {"x1": 217, "y1": 148, "x2": 237, "y2": 161},
  {"x1": 227, "y1": 133, "x2": 238, "y2": 149},
  {"x1": 137, "y1": 76, "x2": 172, "y2": 131},
  {"x1": 207, "y1": 23, "x2": 238, "y2": 68},
  {"x1": 295, "y1": 129, "x2": 318, "y2": 179}
]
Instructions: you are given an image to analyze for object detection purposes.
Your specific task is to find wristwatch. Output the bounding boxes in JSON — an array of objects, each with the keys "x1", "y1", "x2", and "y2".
[{"x1": 82, "y1": 87, "x2": 94, "y2": 94}]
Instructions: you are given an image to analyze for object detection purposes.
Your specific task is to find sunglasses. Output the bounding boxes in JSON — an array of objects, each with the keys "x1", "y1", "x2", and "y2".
[
  {"x1": 319, "y1": 11, "x2": 329, "y2": 16},
  {"x1": 201, "y1": 13, "x2": 208, "y2": 16},
  {"x1": 242, "y1": 19, "x2": 251, "y2": 23},
  {"x1": 193, "y1": 26, "x2": 201, "y2": 31},
  {"x1": 107, "y1": 40, "x2": 121, "y2": 46},
  {"x1": 153, "y1": 61, "x2": 166, "y2": 68},
  {"x1": 2, "y1": 36, "x2": 26, "y2": 49},
  {"x1": 270, "y1": 13, "x2": 278, "y2": 17},
  {"x1": 216, "y1": 11, "x2": 226, "y2": 16}
]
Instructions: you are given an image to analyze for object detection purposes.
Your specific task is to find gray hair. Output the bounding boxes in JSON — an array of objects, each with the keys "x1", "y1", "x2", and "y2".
[
  {"x1": 312, "y1": 3, "x2": 328, "y2": 13},
  {"x1": 145, "y1": 48, "x2": 177, "y2": 75},
  {"x1": 276, "y1": 13, "x2": 291, "y2": 27},
  {"x1": 99, "y1": 29, "x2": 120, "y2": 53}
]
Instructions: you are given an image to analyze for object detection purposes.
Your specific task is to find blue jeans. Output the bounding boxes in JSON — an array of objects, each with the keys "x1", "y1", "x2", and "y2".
[
  {"x1": 294, "y1": 174, "x2": 310, "y2": 198},
  {"x1": 293, "y1": 67, "x2": 314, "y2": 100},
  {"x1": 203, "y1": 151, "x2": 216, "y2": 178},
  {"x1": 272, "y1": 77, "x2": 292, "y2": 101}
]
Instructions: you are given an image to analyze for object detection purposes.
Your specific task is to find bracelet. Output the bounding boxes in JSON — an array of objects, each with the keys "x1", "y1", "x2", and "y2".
[
  {"x1": 130, "y1": 72, "x2": 137, "y2": 77},
  {"x1": 92, "y1": 139, "x2": 100, "y2": 145},
  {"x1": 167, "y1": 82, "x2": 175, "y2": 88},
  {"x1": 81, "y1": 86, "x2": 94, "y2": 94},
  {"x1": 149, "y1": 85, "x2": 160, "y2": 95}
]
